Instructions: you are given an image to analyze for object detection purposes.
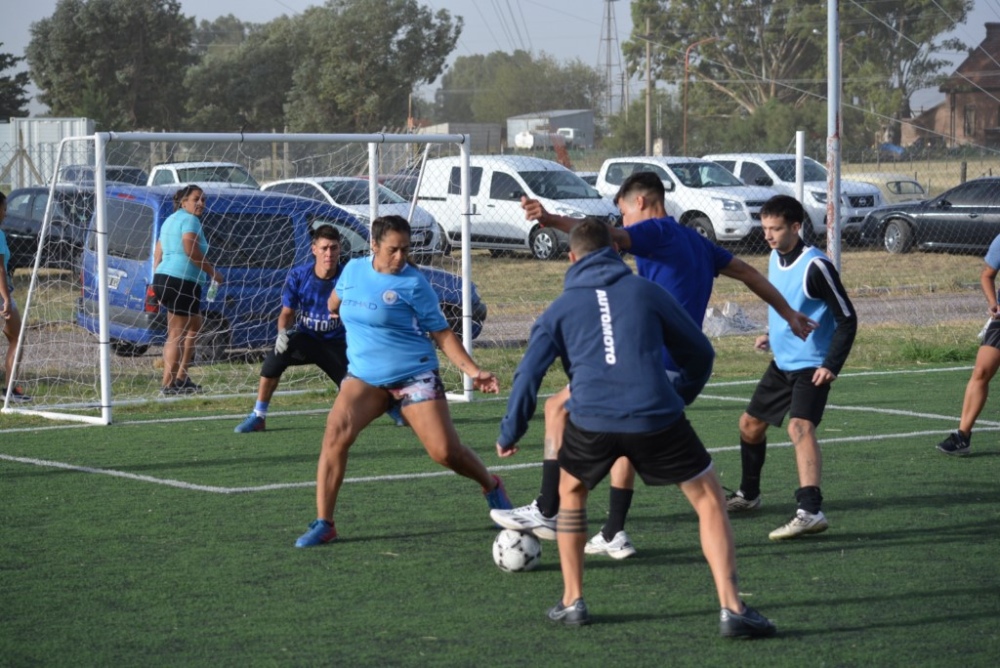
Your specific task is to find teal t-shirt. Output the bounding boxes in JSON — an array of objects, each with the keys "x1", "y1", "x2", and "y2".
[
  {"x1": 156, "y1": 210, "x2": 208, "y2": 283},
  {"x1": 0, "y1": 229, "x2": 10, "y2": 277}
]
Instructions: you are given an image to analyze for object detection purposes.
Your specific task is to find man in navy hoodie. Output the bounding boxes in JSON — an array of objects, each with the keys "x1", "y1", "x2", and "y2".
[{"x1": 495, "y1": 220, "x2": 776, "y2": 638}]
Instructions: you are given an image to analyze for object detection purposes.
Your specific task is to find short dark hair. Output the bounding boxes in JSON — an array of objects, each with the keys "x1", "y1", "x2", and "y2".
[
  {"x1": 371, "y1": 215, "x2": 410, "y2": 244},
  {"x1": 569, "y1": 218, "x2": 613, "y2": 258},
  {"x1": 0, "y1": 191, "x2": 6, "y2": 207},
  {"x1": 759, "y1": 194, "x2": 806, "y2": 226},
  {"x1": 310, "y1": 223, "x2": 342, "y2": 243},
  {"x1": 173, "y1": 184, "x2": 204, "y2": 211},
  {"x1": 614, "y1": 171, "x2": 665, "y2": 207}
]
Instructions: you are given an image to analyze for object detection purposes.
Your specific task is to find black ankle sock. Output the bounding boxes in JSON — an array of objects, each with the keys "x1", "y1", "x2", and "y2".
[
  {"x1": 795, "y1": 486, "x2": 823, "y2": 514},
  {"x1": 739, "y1": 438, "x2": 766, "y2": 499},
  {"x1": 537, "y1": 460, "x2": 561, "y2": 518},
  {"x1": 602, "y1": 487, "x2": 634, "y2": 541}
]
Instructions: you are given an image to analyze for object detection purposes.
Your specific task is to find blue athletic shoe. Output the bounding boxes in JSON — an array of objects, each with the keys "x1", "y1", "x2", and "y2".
[
  {"x1": 234, "y1": 413, "x2": 266, "y2": 433},
  {"x1": 295, "y1": 519, "x2": 337, "y2": 548},
  {"x1": 484, "y1": 474, "x2": 513, "y2": 511},
  {"x1": 386, "y1": 404, "x2": 406, "y2": 427}
]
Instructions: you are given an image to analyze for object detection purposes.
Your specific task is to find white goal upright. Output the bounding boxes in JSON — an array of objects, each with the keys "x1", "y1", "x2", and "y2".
[{"x1": 4, "y1": 131, "x2": 483, "y2": 425}]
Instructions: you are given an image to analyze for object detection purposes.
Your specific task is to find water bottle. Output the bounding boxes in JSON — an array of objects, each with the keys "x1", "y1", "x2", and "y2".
[{"x1": 206, "y1": 280, "x2": 219, "y2": 302}]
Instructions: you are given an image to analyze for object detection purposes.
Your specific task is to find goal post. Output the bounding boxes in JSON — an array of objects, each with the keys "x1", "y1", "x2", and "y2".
[{"x1": 4, "y1": 131, "x2": 479, "y2": 425}]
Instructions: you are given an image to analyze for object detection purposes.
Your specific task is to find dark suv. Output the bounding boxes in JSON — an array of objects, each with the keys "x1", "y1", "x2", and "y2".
[{"x1": 2, "y1": 185, "x2": 96, "y2": 272}]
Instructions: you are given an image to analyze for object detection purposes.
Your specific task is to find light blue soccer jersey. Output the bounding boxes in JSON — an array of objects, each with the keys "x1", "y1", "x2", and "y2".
[
  {"x1": 0, "y1": 229, "x2": 10, "y2": 277},
  {"x1": 282, "y1": 262, "x2": 345, "y2": 342},
  {"x1": 336, "y1": 257, "x2": 449, "y2": 386},
  {"x1": 768, "y1": 246, "x2": 835, "y2": 371},
  {"x1": 156, "y1": 210, "x2": 208, "y2": 283}
]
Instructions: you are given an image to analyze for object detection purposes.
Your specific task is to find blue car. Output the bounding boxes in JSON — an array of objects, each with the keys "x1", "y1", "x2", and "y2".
[{"x1": 76, "y1": 185, "x2": 486, "y2": 360}]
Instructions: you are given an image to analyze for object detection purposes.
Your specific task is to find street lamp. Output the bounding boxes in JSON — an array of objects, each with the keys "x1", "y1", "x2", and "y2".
[{"x1": 682, "y1": 36, "x2": 718, "y2": 156}]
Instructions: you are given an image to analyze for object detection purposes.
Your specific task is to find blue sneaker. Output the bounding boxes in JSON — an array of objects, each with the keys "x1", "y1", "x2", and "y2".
[
  {"x1": 295, "y1": 519, "x2": 337, "y2": 548},
  {"x1": 234, "y1": 413, "x2": 266, "y2": 433},
  {"x1": 484, "y1": 474, "x2": 513, "y2": 511},
  {"x1": 386, "y1": 404, "x2": 406, "y2": 427}
]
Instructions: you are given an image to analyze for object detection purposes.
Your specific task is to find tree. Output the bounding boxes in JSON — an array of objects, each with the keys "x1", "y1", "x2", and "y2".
[
  {"x1": 0, "y1": 45, "x2": 31, "y2": 118},
  {"x1": 603, "y1": 90, "x2": 680, "y2": 155},
  {"x1": 284, "y1": 0, "x2": 462, "y2": 133},
  {"x1": 26, "y1": 0, "x2": 196, "y2": 129}
]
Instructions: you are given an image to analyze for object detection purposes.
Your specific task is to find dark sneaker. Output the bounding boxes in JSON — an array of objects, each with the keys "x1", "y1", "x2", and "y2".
[
  {"x1": 175, "y1": 377, "x2": 202, "y2": 394},
  {"x1": 547, "y1": 598, "x2": 591, "y2": 626},
  {"x1": 726, "y1": 489, "x2": 762, "y2": 512},
  {"x1": 160, "y1": 384, "x2": 180, "y2": 397},
  {"x1": 295, "y1": 519, "x2": 338, "y2": 548},
  {"x1": 234, "y1": 413, "x2": 266, "y2": 433},
  {"x1": 720, "y1": 604, "x2": 777, "y2": 638},
  {"x1": 7, "y1": 387, "x2": 31, "y2": 403},
  {"x1": 484, "y1": 474, "x2": 513, "y2": 511},
  {"x1": 936, "y1": 431, "x2": 971, "y2": 456}
]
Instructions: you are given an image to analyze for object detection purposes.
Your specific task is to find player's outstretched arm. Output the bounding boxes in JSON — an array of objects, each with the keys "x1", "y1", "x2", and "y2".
[
  {"x1": 720, "y1": 257, "x2": 817, "y2": 339},
  {"x1": 429, "y1": 328, "x2": 499, "y2": 394}
]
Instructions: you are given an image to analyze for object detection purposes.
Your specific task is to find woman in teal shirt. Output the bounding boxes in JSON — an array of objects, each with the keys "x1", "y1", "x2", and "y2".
[{"x1": 152, "y1": 185, "x2": 224, "y2": 395}]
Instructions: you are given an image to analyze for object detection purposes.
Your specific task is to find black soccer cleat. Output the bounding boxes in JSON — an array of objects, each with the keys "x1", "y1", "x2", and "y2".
[
  {"x1": 936, "y1": 431, "x2": 971, "y2": 456},
  {"x1": 720, "y1": 604, "x2": 777, "y2": 639},
  {"x1": 547, "y1": 598, "x2": 591, "y2": 626}
]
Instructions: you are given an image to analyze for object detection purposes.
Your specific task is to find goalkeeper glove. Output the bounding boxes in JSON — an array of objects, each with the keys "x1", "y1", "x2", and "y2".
[{"x1": 274, "y1": 328, "x2": 295, "y2": 354}]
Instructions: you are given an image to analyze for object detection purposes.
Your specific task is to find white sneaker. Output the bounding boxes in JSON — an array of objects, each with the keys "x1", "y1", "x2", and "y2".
[
  {"x1": 489, "y1": 501, "x2": 557, "y2": 540},
  {"x1": 768, "y1": 509, "x2": 829, "y2": 541},
  {"x1": 584, "y1": 530, "x2": 636, "y2": 559}
]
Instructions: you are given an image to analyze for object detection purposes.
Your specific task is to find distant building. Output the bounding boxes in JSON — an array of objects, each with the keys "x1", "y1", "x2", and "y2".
[
  {"x1": 416, "y1": 122, "x2": 503, "y2": 154},
  {"x1": 506, "y1": 110, "x2": 595, "y2": 149},
  {"x1": 0, "y1": 117, "x2": 95, "y2": 190},
  {"x1": 902, "y1": 23, "x2": 1000, "y2": 149}
]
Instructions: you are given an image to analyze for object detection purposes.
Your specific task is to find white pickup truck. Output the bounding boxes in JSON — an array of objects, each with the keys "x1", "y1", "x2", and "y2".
[{"x1": 595, "y1": 156, "x2": 778, "y2": 243}]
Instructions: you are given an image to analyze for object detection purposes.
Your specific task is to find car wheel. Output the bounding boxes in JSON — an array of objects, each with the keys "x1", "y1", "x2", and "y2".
[
  {"x1": 110, "y1": 341, "x2": 149, "y2": 357},
  {"x1": 883, "y1": 219, "x2": 913, "y2": 254},
  {"x1": 195, "y1": 316, "x2": 230, "y2": 364},
  {"x1": 688, "y1": 216, "x2": 717, "y2": 243},
  {"x1": 530, "y1": 227, "x2": 562, "y2": 260}
]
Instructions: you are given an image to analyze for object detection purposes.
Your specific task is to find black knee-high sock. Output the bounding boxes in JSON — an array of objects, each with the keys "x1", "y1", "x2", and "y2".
[
  {"x1": 536, "y1": 460, "x2": 561, "y2": 518},
  {"x1": 795, "y1": 486, "x2": 823, "y2": 514},
  {"x1": 602, "y1": 487, "x2": 634, "y2": 541},
  {"x1": 739, "y1": 438, "x2": 767, "y2": 499}
]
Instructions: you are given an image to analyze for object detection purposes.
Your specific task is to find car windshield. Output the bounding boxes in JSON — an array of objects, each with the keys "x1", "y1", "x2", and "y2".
[
  {"x1": 383, "y1": 177, "x2": 417, "y2": 200},
  {"x1": 202, "y1": 212, "x2": 296, "y2": 268},
  {"x1": 56, "y1": 192, "x2": 96, "y2": 224},
  {"x1": 178, "y1": 166, "x2": 259, "y2": 188},
  {"x1": 320, "y1": 180, "x2": 406, "y2": 206},
  {"x1": 105, "y1": 168, "x2": 147, "y2": 185},
  {"x1": 518, "y1": 171, "x2": 602, "y2": 199},
  {"x1": 669, "y1": 162, "x2": 744, "y2": 188},
  {"x1": 765, "y1": 158, "x2": 828, "y2": 183}
]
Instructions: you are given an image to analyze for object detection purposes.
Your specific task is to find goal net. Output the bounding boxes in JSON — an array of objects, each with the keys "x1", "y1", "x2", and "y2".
[{"x1": 4, "y1": 131, "x2": 500, "y2": 425}]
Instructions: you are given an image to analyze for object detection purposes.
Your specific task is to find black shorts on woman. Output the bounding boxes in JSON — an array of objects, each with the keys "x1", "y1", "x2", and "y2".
[
  {"x1": 558, "y1": 415, "x2": 713, "y2": 490},
  {"x1": 153, "y1": 274, "x2": 202, "y2": 316}
]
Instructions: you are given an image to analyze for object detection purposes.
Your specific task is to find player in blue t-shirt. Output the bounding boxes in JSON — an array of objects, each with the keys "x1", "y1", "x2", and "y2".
[
  {"x1": 0, "y1": 192, "x2": 29, "y2": 403},
  {"x1": 294, "y1": 215, "x2": 512, "y2": 548},
  {"x1": 234, "y1": 224, "x2": 352, "y2": 433},
  {"x1": 491, "y1": 172, "x2": 817, "y2": 557}
]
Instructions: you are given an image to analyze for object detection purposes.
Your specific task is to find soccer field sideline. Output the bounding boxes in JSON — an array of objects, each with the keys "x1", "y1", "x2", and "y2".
[{"x1": 3, "y1": 364, "x2": 998, "y2": 495}]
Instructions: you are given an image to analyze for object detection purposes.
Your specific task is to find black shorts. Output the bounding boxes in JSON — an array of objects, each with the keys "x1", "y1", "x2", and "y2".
[
  {"x1": 746, "y1": 360, "x2": 830, "y2": 427},
  {"x1": 982, "y1": 318, "x2": 1000, "y2": 349},
  {"x1": 558, "y1": 416, "x2": 713, "y2": 491},
  {"x1": 260, "y1": 334, "x2": 347, "y2": 387},
  {"x1": 153, "y1": 274, "x2": 202, "y2": 316}
]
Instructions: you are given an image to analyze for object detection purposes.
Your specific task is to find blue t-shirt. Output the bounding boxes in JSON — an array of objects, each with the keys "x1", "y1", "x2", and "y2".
[
  {"x1": 335, "y1": 257, "x2": 449, "y2": 386},
  {"x1": 626, "y1": 216, "x2": 733, "y2": 370},
  {"x1": 0, "y1": 229, "x2": 10, "y2": 277},
  {"x1": 156, "y1": 210, "x2": 209, "y2": 283},
  {"x1": 282, "y1": 262, "x2": 346, "y2": 342},
  {"x1": 985, "y1": 233, "x2": 1000, "y2": 271}
]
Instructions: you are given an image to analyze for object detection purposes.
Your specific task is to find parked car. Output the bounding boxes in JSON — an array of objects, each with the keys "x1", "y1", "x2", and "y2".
[
  {"x1": 703, "y1": 153, "x2": 883, "y2": 245},
  {"x1": 75, "y1": 185, "x2": 485, "y2": 360},
  {"x1": 57, "y1": 164, "x2": 148, "y2": 186},
  {"x1": 845, "y1": 172, "x2": 926, "y2": 205},
  {"x1": 575, "y1": 171, "x2": 598, "y2": 186},
  {"x1": 2, "y1": 184, "x2": 96, "y2": 272},
  {"x1": 381, "y1": 174, "x2": 419, "y2": 201},
  {"x1": 260, "y1": 176, "x2": 441, "y2": 260},
  {"x1": 858, "y1": 177, "x2": 1000, "y2": 254},
  {"x1": 417, "y1": 155, "x2": 620, "y2": 260},
  {"x1": 147, "y1": 162, "x2": 259, "y2": 189},
  {"x1": 595, "y1": 156, "x2": 777, "y2": 244}
]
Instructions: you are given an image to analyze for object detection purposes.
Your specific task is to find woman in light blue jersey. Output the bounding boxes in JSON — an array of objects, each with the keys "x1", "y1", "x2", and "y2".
[
  {"x1": 295, "y1": 215, "x2": 511, "y2": 548},
  {"x1": 152, "y1": 185, "x2": 224, "y2": 396}
]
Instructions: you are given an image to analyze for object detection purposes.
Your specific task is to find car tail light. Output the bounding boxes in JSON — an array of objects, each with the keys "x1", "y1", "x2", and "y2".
[{"x1": 145, "y1": 284, "x2": 159, "y2": 313}]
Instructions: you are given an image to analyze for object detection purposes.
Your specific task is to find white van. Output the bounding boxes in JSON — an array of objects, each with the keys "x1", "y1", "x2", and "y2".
[
  {"x1": 417, "y1": 155, "x2": 620, "y2": 260},
  {"x1": 595, "y1": 156, "x2": 778, "y2": 243}
]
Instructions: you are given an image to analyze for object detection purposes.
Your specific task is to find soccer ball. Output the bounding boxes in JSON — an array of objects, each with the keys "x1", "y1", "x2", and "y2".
[{"x1": 492, "y1": 529, "x2": 542, "y2": 573}]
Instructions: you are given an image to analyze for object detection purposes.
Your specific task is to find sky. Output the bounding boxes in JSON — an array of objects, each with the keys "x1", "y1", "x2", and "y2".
[{"x1": 2, "y1": 0, "x2": 998, "y2": 116}]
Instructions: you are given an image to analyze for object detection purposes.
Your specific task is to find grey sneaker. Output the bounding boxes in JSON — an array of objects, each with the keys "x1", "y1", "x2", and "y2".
[
  {"x1": 720, "y1": 604, "x2": 777, "y2": 638},
  {"x1": 769, "y1": 509, "x2": 829, "y2": 540},
  {"x1": 584, "y1": 530, "x2": 636, "y2": 559},
  {"x1": 547, "y1": 598, "x2": 591, "y2": 626},
  {"x1": 936, "y1": 431, "x2": 971, "y2": 456},
  {"x1": 490, "y1": 501, "x2": 557, "y2": 540},
  {"x1": 726, "y1": 489, "x2": 762, "y2": 512}
]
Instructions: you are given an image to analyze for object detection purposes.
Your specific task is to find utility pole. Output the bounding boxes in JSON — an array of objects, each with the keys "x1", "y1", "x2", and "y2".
[
  {"x1": 599, "y1": 0, "x2": 622, "y2": 118},
  {"x1": 645, "y1": 18, "x2": 652, "y2": 156}
]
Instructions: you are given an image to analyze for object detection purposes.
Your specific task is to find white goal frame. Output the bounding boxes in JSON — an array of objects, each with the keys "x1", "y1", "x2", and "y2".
[{"x1": 4, "y1": 131, "x2": 476, "y2": 425}]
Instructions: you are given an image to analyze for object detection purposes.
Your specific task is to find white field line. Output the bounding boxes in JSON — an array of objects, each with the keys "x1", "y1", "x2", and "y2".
[{"x1": 0, "y1": 365, "x2": 988, "y2": 494}]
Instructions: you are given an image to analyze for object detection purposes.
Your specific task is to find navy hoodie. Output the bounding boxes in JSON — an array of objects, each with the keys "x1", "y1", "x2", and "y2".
[{"x1": 498, "y1": 247, "x2": 715, "y2": 449}]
